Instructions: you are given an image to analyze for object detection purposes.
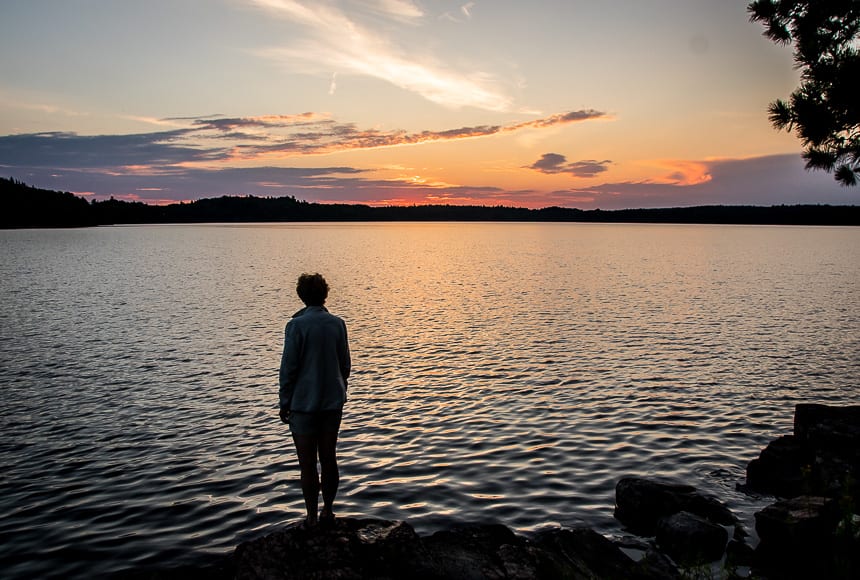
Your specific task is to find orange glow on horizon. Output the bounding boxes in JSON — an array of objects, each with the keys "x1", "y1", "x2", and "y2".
[{"x1": 642, "y1": 159, "x2": 714, "y2": 186}]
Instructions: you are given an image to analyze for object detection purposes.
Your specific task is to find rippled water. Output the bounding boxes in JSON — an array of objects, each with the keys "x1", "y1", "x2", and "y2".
[{"x1": 1, "y1": 222, "x2": 859, "y2": 578}]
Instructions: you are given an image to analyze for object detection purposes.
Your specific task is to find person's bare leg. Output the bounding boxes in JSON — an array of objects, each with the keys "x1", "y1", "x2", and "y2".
[
  {"x1": 292, "y1": 433, "x2": 320, "y2": 525},
  {"x1": 318, "y1": 429, "x2": 339, "y2": 519}
]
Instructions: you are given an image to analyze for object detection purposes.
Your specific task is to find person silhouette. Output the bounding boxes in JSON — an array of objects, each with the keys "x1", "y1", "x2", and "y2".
[{"x1": 279, "y1": 273, "x2": 351, "y2": 527}]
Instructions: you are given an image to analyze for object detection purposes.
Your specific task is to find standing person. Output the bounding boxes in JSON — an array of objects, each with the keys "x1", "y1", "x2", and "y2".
[{"x1": 279, "y1": 273, "x2": 351, "y2": 527}]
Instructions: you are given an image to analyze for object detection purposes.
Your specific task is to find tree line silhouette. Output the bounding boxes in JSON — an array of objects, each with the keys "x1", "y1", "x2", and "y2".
[{"x1": 3, "y1": 177, "x2": 859, "y2": 228}]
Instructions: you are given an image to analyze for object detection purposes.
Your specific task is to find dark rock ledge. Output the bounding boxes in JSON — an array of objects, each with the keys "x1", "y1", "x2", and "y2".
[
  {"x1": 234, "y1": 518, "x2": 682, "y2": 580},
  {"x1": 742, "y1": 403, "x2": 860, "y2": 579},
  {"x1": 120, "y1": 404, "x2": 859, "y2": 579}
]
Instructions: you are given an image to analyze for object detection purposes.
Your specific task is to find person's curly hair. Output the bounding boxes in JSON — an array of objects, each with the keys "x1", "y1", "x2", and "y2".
[{"x1": 296, "y1": 273, "x2": 329, "y2": 306}]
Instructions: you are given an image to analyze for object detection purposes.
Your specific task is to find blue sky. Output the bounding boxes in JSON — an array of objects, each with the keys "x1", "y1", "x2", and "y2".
[{"x1": 1, "y1": 0, "x2": 857, "y2": 209}]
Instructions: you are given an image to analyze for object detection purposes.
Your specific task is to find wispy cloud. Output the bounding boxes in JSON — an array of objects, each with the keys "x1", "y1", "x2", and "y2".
[
  {"x1": 0, "y1": 109, "x2": 608, "y2": 174},
  {"x1": 211, "y1": 108, "x2": 607, "y2": 159},
  {"x1": 248, "y1": 0, "x2": 512, "y2": 110},
  {"x1": 528, "y1": 153, "x2": 611, "y2": 177},
  {"x1": 0, "y1": 94, "x2": 90, "y2": 118},
  {"x1": 372, "y1": 0, "x2": 424, "y2": 21},
  {"x1": 441, "y1": 2, "x2": 476, "y2": 23},
  {"x1": 120, "y1": 115, "x2": 190, "y2": 128},
  {"x1": 187, "y1": 112, "x2": 332, "y2": 132}
]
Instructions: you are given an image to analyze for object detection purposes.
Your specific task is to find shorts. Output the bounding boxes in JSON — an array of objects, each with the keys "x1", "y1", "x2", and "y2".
[{"x1": 289, "y1": 409, "x2": 343, "y2": 436}]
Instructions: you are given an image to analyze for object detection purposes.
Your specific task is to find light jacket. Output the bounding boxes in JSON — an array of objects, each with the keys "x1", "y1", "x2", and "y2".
[{"x1": 279, "y1": 305, "x2": 351, "y2": 413}]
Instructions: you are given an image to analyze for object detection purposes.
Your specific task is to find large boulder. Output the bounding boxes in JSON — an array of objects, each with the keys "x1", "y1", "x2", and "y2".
[
  {"x1": 794, "y1": 404, "x2": 860, "y2": 448},
  {"x1": 532, "y1": 527, "x2": 680, "y2": 580},
  {"x1": 746, "y1": 404, "x2": 860, "y2": 499},
  {"x1": 614, "y1": 477, "x2": 738, "y2": 536},
  {"x1": 655, "y1": 511, "x2": 729, "y2": 566},
  {"x1": 417, "y1": 523, "x2": 527, "y2": 579},
  {"x1": 796, "y1": 404, "x2": 860, "y2": 499},
  {"x1": 232, "y1": 517, "x2": 682, "y2": 580},
  {"x1": 417, "y1": 523, "x2": 681, "y2": 579},
  {"x1": 754, "y1": 495, "x2": 859, "y2": 579},
  {"x1": 745, "y1": 435, "x2": 814, "y2": 498},
  {"x1": 755, "y1": 495, "x2": 839, "y2": 553}
]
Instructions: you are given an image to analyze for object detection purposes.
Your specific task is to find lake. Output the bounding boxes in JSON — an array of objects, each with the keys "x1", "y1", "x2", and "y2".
[{"x1": 1, "y1": 222, "x2": 859, "y2": 578}]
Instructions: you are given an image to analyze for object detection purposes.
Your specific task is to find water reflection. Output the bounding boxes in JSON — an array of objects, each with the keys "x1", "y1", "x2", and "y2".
[{"x1": 0, "y1": 223, "x2": 858, "y2": 578}]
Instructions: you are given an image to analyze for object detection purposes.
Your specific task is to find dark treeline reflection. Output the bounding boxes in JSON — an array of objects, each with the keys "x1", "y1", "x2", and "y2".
[{"x1": 3, "y1": 177, "x2": 859, "y2": 228}]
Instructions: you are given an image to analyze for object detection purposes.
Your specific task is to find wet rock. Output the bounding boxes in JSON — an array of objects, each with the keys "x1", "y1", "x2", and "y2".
[
  {"x1": 634, "y1": 549, "x2": 680, "y2": 580},
  {"x1": 613, "y1": 534, "x2": 679, "y2": 578},
  {"x1": 614, "y1": 477, "x2": 738, "y2": 536},
  {"x1": 724, "y1": 538, "x2": 755, "y2": 568},
  {"x1": 655, "y1": 511, "x2": 728, "y2": 566}
]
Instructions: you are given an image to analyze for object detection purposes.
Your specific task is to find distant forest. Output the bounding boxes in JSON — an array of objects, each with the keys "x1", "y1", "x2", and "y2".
[{"x1": 2, "y1": 177, "x2": 859, "y2": 228}]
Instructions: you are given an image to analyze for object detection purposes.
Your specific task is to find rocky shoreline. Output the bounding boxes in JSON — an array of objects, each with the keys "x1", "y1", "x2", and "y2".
[{"x1": 120, "y1": 404, "x2": 859, "y2": 579}]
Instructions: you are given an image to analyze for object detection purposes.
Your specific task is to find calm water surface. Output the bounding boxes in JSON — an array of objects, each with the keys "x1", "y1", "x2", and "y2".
[{"x1": 1, "y1": 222, "x2": 859, "y2": 578}]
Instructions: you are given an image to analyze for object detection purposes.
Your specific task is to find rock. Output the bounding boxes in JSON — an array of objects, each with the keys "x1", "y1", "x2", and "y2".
[
  {"x1": 634, "y1": 549, "x2": 680, "y2": 580},
  {"x1": 755, "y1": 496, "x2": 840, "y2": 554},
  {"x1": 234, "y1": 517, "x2": 424, "y2": 580},
  {"x1": 418, "y1": 523, "x2": 524, "y2": 579},
  {"x1": 754, "y1": 495, "x2": 843, "y2": 578},
  {"x1": 496, "y1": 542, "x2": 543, "y2": 579},
  {"x1": 745, "y1": 435, "x2": 814, "y2": 498},
  {"x1": 532, "y1": 527, "x2": 680, "y2": 580},
  {"x1": 796, "y1": 404, "x2": 860, "y2": 499},
  {"x1": 744, "y1": 406, "x2": 860, "y2": 578},
  {"x1": 614, "y1": 535, "x2": 680, "y2": 578},
  {"x1": 614, "y1": 477, "x2": 738, "y2": 536},
  {"x1": 746, "y1": 404, "x2": 860, "y2": 500},
  {"x1": 231, "y1": 517, "x2": 681, "y2": 580},
  {"x1": 724, "y1": 538, "x2": 755, "y2": 568},
  {"x1": 794, "y1": 404, "x2": 860, "y2": 448},
  {"x1": 655, "y1": 511, "x2": 728, "y2": 566}
]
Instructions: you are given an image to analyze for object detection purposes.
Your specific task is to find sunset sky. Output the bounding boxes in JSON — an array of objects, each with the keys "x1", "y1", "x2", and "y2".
[{"x1": 2, "y1": 0, "x2": 858, "y2": 209}]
